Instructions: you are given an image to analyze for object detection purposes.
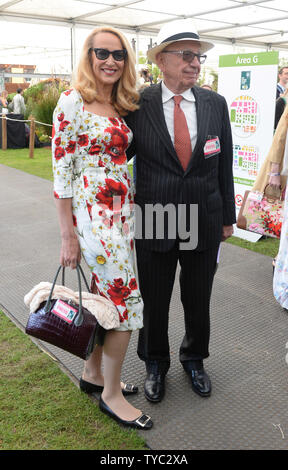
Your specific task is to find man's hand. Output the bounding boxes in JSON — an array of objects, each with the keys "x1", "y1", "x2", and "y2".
[{"x1": 222, "y1": 225, "x2": 234, "y2": 241}]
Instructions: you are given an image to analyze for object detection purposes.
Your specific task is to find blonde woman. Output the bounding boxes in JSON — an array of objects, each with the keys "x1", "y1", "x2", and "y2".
[{"x1": 52, "y1": 26, "x2": 153, "y2": 430}]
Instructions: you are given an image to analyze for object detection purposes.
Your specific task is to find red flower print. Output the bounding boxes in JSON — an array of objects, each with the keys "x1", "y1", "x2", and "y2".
[
  {"x1": 54, "y1": 136, "x2": 61, "y2": 146},
  {"x1": 59, "y1": 120, "x2": 70, "y2": 132},
  {"x1": 54, "y1": 191, "x2": 59, "y2": 199},
  {"x1": 107, "y1": 282, "x2": 131, "y2": 307},
  {"x1": 96, "y1": 178, "x2": 127, "y2": 210},
  {"x1": 72, "y1": 215, "x2": 77, "y2": 227},
  {"x1": 89, "y1": 145, "x2": 101, "y2": 155},
  {"x1": 86, "y1": 201, "x2": 93, "y2": 220},
  {"x1": 98, "y1": 159, "x2": 105, "y2": 167},
  {"x1": 114, "y1": 278, "x2": 124, "y2": 288},
  {"x1": 103, "y1": 127, "x2": 128, "y2": 165},
  {"x1": 129, "y1": 278, "x2": 137, "y2": 290},
  {"x1": 109, "y1": 117, "x2": 119, "y2": 126},
  {"x1": 92, "y1": 272, "x2": 99, "y2": 283},
  {"x1": 130, "y1": 239, "x2": 134, "y2": 250},
  {"x1": 91, "y1": 138, "x2": 98, "y2": 145},
  {"x1": 83, "y1": 176, "x2": 89, "y2": 188},
  {"x1": 66, "y1": 140, "x2": 76, "y2": 153},
  {"x1": 121, "y1": 123, "x2": 130, "y2": 133},
  {"x1": 78, "y1": 134, "x2": 89, "y2": 147},
  {"x1": 64, "y1": 89, "x2": 73, "y2": 96},
  {"x1": 54, "y1": 147, "x2": 66, "y2": 160},
  {"x1": 122, "y1": 309, "x2": 128, "y2": 321},
  {"x1": 57, "y1": 112, "x2": 64, "y2": 121}
]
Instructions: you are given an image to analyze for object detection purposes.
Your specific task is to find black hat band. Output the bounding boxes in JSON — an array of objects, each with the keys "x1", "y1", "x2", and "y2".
[{"x1": 161, "y1": 32, "x2": 200, "y2": 44}]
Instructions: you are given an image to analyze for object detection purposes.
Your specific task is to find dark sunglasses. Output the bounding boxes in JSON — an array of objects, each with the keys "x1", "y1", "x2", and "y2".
[
  {"x1": 89, "y1": 48, "x2": 127, "y2": 61},
  {"x1": 161, "y1": 50, "x2": 207, "y2": 64}
]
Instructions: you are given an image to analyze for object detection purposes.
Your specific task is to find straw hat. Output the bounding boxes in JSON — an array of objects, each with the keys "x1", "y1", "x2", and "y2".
[{"x1": 147, "y1": 19, "x2": 214, "y2": 64}]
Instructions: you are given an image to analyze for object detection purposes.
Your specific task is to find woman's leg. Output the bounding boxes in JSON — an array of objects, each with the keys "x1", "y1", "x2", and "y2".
[
  {"x1": 82, "y1": 345, "x2": 104, "y2": 386},
  {"x1": 101, "y1": 330, "x2": 141, "y2": 421}
]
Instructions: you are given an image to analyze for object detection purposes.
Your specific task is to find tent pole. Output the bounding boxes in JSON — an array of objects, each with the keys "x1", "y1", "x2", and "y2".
[
  {"x1": 136, "y1": 29, "x2": 140, "y2": 70},
  {"x1": 70, "y1": 24, "x2": 76, "y2": 74}
]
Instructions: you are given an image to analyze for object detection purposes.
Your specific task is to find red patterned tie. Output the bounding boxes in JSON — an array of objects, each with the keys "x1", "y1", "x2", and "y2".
[{"x1": 173, "y1": 95, "x2": 192, "y2": 171}]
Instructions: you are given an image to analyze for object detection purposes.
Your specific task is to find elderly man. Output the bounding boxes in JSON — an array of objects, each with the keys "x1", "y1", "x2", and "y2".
[{"x1": 126, "y1": 19, "x2": 235, "y2": 403}]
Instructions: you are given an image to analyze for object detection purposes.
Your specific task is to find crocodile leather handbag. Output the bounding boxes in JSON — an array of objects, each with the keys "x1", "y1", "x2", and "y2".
[{"x1": 25, "y1": 264, "x2": 106, "y2": 359}]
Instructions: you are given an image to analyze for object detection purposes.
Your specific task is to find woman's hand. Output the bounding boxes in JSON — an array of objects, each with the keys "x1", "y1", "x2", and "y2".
[
  {"x1": 269, "y1": 174, "x2": 281, "y2": 188},
  {"x1": 60, "y1": 234, "x2": 81, "y2": 269},
  {"x1": 269, "y1": 163, "x2": 281, "y2": 189}
]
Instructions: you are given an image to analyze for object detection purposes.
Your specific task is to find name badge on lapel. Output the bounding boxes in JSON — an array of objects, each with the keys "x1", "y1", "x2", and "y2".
[{"x1": 204, "y1": 136, "x2": 221, "y2": 159}]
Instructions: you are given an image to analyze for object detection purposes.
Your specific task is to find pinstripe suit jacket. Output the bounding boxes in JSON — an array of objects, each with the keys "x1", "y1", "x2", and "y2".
[{"x1": 125, "y1": 83, "x2": 236, "y2": 252}]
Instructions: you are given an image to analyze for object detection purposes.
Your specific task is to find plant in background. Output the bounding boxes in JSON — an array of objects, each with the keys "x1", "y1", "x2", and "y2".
[{"x1": 23, "y1": 78, "x2": 69, "y2": 137}]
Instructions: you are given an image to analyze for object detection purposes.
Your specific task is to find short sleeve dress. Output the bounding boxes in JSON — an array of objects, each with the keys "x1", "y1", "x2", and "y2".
[{"x1": 52, "y1": 88, "x2": 143, "y2": 331}]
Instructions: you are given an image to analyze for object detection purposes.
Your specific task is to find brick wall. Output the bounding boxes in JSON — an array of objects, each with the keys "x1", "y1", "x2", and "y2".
[{"x1": 5, "y1": 83, "x2": 30, "y2": 94}]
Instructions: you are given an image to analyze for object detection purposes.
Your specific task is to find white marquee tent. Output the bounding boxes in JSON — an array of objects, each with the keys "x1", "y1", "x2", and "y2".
[{"x1": 1, "y1": 0, "x2": 288, "y2": 74}]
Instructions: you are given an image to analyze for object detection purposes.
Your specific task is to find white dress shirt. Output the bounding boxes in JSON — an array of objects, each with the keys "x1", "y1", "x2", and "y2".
[{"x1": 161, "y1": 81, "x2": 197, "y2": 151}]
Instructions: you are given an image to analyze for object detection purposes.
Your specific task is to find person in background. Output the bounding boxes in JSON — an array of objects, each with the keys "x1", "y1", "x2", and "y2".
[
  {"x1": 201, "y1": 84, "x2": 212, "y2": 91},
  {"x1": 275, "y1": 88, "x2": 288, "y2": 130},
  {"x1": 138, "y1": 69, "x2": 151, "y2": 89},
  {"x1": 11, "y1": 88, "x2": 26, "y2": 115},
  {"x1": 52, "y1": 25, "x2": 152, "y2": 430},
  {"x1": 276, "y1": 67, "x2": 288, "y2": 99},
  {"x1": 0, "y1": 90, "x2": 8, "y2": 114},
  {"x1": 273, "y1": 109, "x2": 288, "y2": 307},
  {"x1": 250, "y1": 104, "x2": 288, "y2": 270}
]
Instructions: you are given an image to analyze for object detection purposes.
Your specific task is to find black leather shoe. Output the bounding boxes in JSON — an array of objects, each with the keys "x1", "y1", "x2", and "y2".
[
  {"x1": 144, "y1": 360, "x2": 168, "y2": 403},
  {"x1": 80, "y1": 378, "x2": 138, "y2": 396},
  {"x1": 183, "y1": 361, "x2": 211, "y2": 397},
  {"x1": 99, "y1": 396, "x2": 153, "y2": 430}
]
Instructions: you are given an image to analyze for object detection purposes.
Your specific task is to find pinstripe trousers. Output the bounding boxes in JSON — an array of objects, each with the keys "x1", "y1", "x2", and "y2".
[{"x1": 136, "y1": 241, "x2": 220, "y2": 368}]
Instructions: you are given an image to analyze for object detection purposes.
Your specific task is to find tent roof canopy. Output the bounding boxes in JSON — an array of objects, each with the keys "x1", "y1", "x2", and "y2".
[{"x1": 1, "y1": 0, "x2": 288, "y2": 50}]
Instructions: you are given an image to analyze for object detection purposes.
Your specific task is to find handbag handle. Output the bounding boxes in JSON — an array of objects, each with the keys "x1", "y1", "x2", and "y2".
[
  {"x1": 264, "y1": 183, "x2": 283, "y2": 202},
  {"x1": 44, "y1": 264, "x2": 90, "y2": 327}
]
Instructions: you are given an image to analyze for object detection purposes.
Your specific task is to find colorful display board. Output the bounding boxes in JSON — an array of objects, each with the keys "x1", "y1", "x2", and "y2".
[{"x1": 218, "y1": 51, "x2": 279, "y2": 241}]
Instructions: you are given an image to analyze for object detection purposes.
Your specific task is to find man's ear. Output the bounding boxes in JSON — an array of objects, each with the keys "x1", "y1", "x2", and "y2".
[{"x1": 155, "y1": 53, "x2": 165, "y2": 72}]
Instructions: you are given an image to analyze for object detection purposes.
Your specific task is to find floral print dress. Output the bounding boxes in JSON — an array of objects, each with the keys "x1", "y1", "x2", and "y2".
[
  {"x1": 273, "y1": 184, "x2": 288, "y2": 310},
  {"x1": 52, "y1": 88, "x2": 143, "y2": 331}
]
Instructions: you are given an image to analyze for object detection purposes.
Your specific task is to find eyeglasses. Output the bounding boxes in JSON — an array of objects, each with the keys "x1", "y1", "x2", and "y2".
[
  {"x1": 89, "y1": 48, "x2": 127, "y2": 61},
  {"x1": 161, "y1": 50, "x2": 207, "y2": 64}
]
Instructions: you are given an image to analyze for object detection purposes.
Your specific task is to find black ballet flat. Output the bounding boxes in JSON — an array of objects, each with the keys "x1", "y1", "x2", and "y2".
[
  {"x1": 79, "y1": 377, "x2": 138, "y2": 396},
  {"x1": 99, "y1": 396, "x2": 153, "y2": 430}
]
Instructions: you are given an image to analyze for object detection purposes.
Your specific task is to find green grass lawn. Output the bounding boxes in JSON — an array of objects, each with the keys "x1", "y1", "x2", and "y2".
[
  {"x1": 0, "y1": 147, "x2": 53, "y2": 181},
  {"x1": 226, "y1": 233, "x2": 279, "y2": 258},
  {"x1": 0, "y1": 310, "x2": 147, "y2": 450}
]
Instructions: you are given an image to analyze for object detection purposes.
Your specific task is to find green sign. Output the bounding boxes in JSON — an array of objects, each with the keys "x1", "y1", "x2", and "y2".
[
  {"x1": 219, "y1": 51, "x2": 279, "y2": 68},
  {"x1": 234, "y1": 177, "x2": 254, "y2": 187}
]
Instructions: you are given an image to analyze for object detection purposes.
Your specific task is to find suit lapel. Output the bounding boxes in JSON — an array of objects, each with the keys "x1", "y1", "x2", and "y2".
[
  {"x1": 143, "y1": 84, "x2": 181, "y2": 167},
  {"x1": 186, "y1": 87, "x2": 211, "y2": 173}
]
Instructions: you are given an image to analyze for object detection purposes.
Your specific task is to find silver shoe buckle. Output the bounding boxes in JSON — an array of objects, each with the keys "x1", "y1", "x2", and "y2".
[{"x1": 135, "y1": 414, "x2": 151, "y2": 427}]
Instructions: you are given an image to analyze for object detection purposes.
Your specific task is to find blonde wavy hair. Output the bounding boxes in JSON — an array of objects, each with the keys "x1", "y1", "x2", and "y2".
[{"x1": 73, "y1": 26, "x2": 139, "y2": 116}]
